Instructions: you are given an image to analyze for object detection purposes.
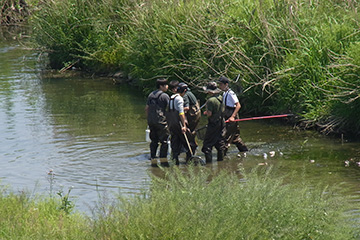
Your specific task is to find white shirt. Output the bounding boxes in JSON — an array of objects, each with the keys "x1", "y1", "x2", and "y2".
[
  {"x1": 169, "y1": 93, "x2": 184, "y2": 114},
  {"x1": 222, "y1": 89, "x2": 239, "y2": 108}
]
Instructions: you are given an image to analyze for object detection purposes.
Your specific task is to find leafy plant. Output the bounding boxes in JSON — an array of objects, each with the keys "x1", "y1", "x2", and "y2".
[{"x1": 57, "y1": 187, "x2": 74, "y2": 214}]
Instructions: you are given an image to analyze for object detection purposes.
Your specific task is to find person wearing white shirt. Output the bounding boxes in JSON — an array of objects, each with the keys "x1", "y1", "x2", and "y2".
[
  {"x1": 166, "y1": 82, "x2": 192, "y2": 164},
  {"x1": 218, "y1": 76, "x2": 248, "y2": 155}
]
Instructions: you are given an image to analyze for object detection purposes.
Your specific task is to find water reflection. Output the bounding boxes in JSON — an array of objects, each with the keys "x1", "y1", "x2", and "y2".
[{"x1": 1, "y1": 39, "x2": 360, "y2": 215}]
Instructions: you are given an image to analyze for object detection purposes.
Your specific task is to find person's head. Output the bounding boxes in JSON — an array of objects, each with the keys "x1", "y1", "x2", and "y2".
[
  {"x1": 177, "y1": 82, "x2": 188, "y2": 96},
  {"x1": 203, "y1": 81, "x2": 221, "y2": 95},
  {"x1": 169, "y1": 80, "x2": 179, "y2": 93},
  {"x1": 218, "y1": 76, "x2": 230, "y2": 91},
  {"x1": 156, "y1": 78, "x2": 168, "y2": 92}
]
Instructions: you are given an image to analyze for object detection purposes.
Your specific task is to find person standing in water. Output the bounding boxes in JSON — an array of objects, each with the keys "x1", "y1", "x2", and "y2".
[
  {"x1": 183, "y1": 84, "x2": 201, "y2": 133},
  {"x1": 145, "y1": 78, "x2": 170, "y2": 167},
  {"x1": 166, "y1": 82, "x2": 189, "y2": 164},
  {"x1": 218, "y1": 76, "x2": 248, "y2": 155},
  {"x1": 202, "y1": 82, "x2": 226, "y2": 163}
]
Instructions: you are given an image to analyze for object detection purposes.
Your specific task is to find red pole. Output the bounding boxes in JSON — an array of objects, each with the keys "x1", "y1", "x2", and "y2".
[{"x1": 225, "y1": 114, "x2": 293, "y2": 123}]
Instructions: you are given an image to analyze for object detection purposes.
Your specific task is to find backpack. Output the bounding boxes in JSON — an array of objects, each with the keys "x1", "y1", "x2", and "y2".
[
  {"x1": 186, "y1": 100, "x2": 201, "y2": 131},
  {"x1": 147, "y1": 91, "x2": 166, "y2": 125},
  {"x1": 165, "y1": 94, "x2": 181, "y2": 130}
]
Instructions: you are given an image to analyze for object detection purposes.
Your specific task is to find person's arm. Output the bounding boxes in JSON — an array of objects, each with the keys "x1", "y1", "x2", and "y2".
[
  {"x1": 175, "y1": 96, "x2": 187, "y2": 133},
  {"x1": 228, "y1": 102, "x2": 241, "y2": 122},
  {"x1": 179, "y1": 113, "x2": 186, "y2": 133},
  {"x1": 204, "y1": 109, "x2": 212, "y2": 117}
]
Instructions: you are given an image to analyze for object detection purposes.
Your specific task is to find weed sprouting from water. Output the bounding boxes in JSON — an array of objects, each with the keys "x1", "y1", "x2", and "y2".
[{"x1": 46, "y1": 169, "x2": 55, "y2": 197}]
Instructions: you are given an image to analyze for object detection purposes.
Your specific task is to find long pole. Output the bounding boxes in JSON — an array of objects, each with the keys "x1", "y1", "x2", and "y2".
[{"x1": 225, "y1": 114, "x2": 293, "y2": 123}]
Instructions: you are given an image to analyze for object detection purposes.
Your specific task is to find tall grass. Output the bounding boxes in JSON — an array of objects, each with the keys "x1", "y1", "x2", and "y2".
[
  {"x1": 0, "y1": 187, "x2": 89, "y2": 239},
  {"x1": 29, "y1": 0, "x2": 360, "y2": 136},
  {"x1": 0, "y1": 167, "x2": 358, "y2": 239},
  {"x1": 92, "y1": 167, "x2": 358, "y2": 239},
  {"x1": 1, "y1": 0, "x2": 30, "y2": 25}
]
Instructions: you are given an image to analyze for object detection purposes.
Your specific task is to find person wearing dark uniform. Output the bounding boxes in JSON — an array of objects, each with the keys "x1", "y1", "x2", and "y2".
[
  {"x1": 145, "y1": 78, "x2": 170, "y2": 166},
  {"x1": 166, "y1": 83, "x2": 189, "y2": 164},
  {"x1": 183, "y1": 86, "x2": 201, "y2": 133},
  {"x1": 201, "y1": 82, "x2": 226, "y2": 163},
  {"x1": 182, "y1": 85, "x2": 200, "y2": 162},
  {"x1": 218, "y1": 76, "x2": 248, "y2": 155}
]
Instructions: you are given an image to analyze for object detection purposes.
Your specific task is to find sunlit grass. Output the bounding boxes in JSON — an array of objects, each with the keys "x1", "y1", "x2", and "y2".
[
  {"x1": 0, "y1": 187, "x2": 89, "y2": 239},
  {"x1": 93, "y1": 166, "x2": 357, "y2": 239},
  {"x1": 1, "y1": 166, "x2": 357, "y2": 239}
]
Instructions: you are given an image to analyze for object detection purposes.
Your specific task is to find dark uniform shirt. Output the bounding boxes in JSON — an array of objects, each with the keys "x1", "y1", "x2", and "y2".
[
  {"x1": 206, "y1": 94, "x2": 223, "y2": 123},
  {"x1": 183, "y1": 90, "x2": 197, "y2": 108},
  {"x1": 146, "y1": 90, "x2": 169, "y2": 125}
]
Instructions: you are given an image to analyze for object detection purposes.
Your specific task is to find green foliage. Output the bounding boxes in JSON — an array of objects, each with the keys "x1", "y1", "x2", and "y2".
[
  {"x1": 91, "y1": 167, "x2": 357, "y2": 239},
  {"x1": 1, "y1": 0, "x2": 29, "y2": 24},
  {"x1": 30, "y1": 0, "x2": 360, "y2": 135},
  {"x1": 0, "y1": 166, "x2": 358, "y2": 239},
  {"x1": 57, "y1": 187, "x2": 74, "y2": 214},
  {"x1": 0, "y1": 187, "x2": 88, "y2": 239}
]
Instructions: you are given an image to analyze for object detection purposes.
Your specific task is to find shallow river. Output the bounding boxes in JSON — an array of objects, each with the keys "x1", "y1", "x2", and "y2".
[{"x1": 1, "y1": 31, "x2": 360, "y2": 214}]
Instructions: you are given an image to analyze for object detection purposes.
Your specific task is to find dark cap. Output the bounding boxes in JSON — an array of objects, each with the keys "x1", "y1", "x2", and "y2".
[
  {"x1": 218, "y1": 76, "x2": 229, "y2": 84},
  {"x1": 177, "y1": 82, "x2": 188, "y2": 93},
  {"x1": 202, "y1": 82, "x2": 221, "y2": 94}
]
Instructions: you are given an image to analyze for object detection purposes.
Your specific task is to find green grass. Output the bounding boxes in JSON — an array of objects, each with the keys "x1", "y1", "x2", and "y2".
[
  {"x1": 0, "y1": 166, "x2": 358, "y2": 239},
  {"x1": 1, "y1": 0, "x2": 30, "y2": 24},
  {"x1": 0, "y1": 187, "x2": 89, "y2": 239},
  {"x1": 28, "y1": 0, "x2": 360, "y2": 135}
]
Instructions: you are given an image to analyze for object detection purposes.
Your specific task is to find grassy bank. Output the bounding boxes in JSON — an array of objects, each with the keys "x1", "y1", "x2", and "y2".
[
  {"x1": 1, "y1": 0, "x2": 31, "y2": 25},
  {"x1": 0, "y1": 167, "x2": 358, "y2": 239},
  {"x1": 28, "y1": 0, "x2": 360, "y2": 137}
]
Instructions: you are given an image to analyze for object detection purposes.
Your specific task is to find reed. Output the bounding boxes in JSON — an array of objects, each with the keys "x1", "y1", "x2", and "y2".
[
  {"x1": 29, "y1": 0, "x2": 360, "y2": 136},
  {"x1": 0, "y1": 187, "x2": 89, "y2": 239},
  {"x1": 0, "y1": 167, "x2": 357, "y2": 239},
  {"x1": 1, "y1": 0, "x2": 30, "y2": 24},
  {"x1": 91, "y1": 166, "x2": 357, "y2": 239}
]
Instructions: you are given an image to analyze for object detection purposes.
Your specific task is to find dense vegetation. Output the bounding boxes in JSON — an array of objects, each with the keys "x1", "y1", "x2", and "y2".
[
  {"x1": 28, "y1": 0, "x2": 360, "y2": 137},
  {"x1": 0, "y1": 167, "x2": 358, "y2": 239},
  {"x1": 0, "y1": 0, "x2": 30, "y2": 24}
]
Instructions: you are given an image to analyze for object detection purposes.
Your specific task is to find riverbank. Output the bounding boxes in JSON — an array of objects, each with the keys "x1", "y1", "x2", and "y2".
[
  {"x1": 1, "y1": 37, "x2": 360, "y2": 239},
  {"x1": 26, "y1": 0, "x2": 360, "y2": 139},
  {"x1": 0, "y1": 167, "x2": 358, "y2": 239}
]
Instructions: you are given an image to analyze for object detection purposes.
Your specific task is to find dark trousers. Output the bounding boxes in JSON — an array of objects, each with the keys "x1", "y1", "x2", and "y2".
[
  {"x1": 149, "y1": 123, "x2": 169, "y2": 158},
  {"x1": 224, "y1": 108, "x2": 248, "y2": 152},
  {"x1": 201, "y1": 120, "x2": 226, "y2": 155},
  {"x1": 225, "y1": 121, "x2": 248, "y2": 152},
  {"x1": 170, "y1": 126, "x2": 197, "y2": 160}
]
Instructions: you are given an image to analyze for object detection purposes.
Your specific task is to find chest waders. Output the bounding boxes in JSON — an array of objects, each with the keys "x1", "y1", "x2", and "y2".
[
  {"x1": 147, "y1": 91, "x2": 169, "y2": 166},
  {"x1": 147, "y1": 91, "x2": 166, "y2": 126},
  {"x1": 166, "y1": 95, "x2": 183, "y2": 164},
  {"x1": 222, "y1": 90, "x2": 248, "y2": 154},
  {"x1": 202, "y1": 95, "x2": 226, "y2": 163}
]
